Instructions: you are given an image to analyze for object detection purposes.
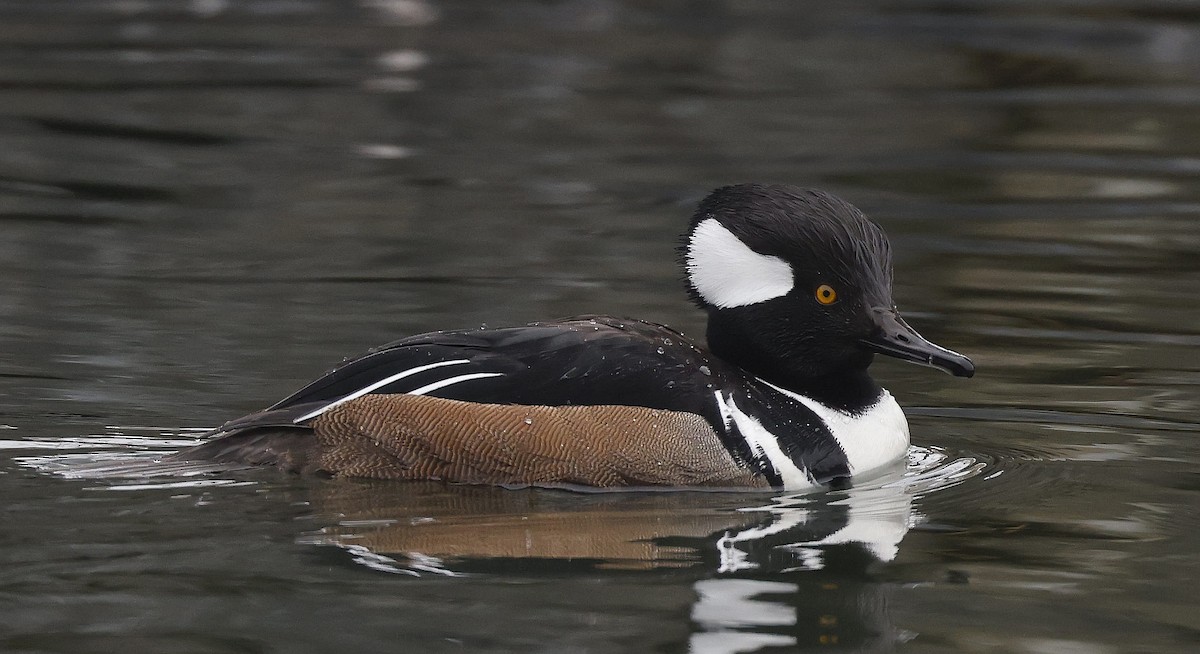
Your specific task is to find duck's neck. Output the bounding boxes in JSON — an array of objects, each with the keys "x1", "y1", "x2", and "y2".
[
  {"x1": 773, "y1": 368, "x2": 883, "y2": 413},
  {"x1": 706, "y1": 315, "x2": 883, "y2": 413}
]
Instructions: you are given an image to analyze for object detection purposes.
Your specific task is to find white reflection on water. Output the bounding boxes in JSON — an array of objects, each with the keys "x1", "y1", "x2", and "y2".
[
  {"x1": 684, "y1": 448, "x2": 985, "y2": 652},
  {"x1": 714, "y1": 446, "x2": 983, "y2": 573},
  {"x1": 690, "y1": 579, "x2": 798, "y2": 653},
  {"x1": 336, "y1": 545, "x2": 463, "y2": 577},
  {"x1": 10, "y1": 425, "x2": 250, "y2": 490}
]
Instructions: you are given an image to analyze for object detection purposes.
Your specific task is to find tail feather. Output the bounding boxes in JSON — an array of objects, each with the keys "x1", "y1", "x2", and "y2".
[{"x1": 168, "y1": 402, "x2": 331, "y2": 474}]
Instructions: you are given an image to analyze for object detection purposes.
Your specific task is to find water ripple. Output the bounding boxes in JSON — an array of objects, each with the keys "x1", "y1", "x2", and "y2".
[
  {"x1": 8, "y1": 425, "x2": 1094, "y2": 576},
  {"x1": 9, "y1": 425, "x2": 245, "y2": 489}
]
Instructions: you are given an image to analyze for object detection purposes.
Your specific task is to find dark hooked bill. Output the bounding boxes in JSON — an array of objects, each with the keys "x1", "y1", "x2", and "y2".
[{"x1": 860, "y1": 308, "x2": 975, "y2": 378}]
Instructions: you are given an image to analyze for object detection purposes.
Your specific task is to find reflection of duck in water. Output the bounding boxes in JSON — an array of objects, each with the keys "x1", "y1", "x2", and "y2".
[
  {"x1": 301, "y1": 483, "x2": 768, "y2": 572},
  {"x1": 302, "y1": 479, "x2": 921, "y2": 650},
  {"x1": 175, "y1": 184, "x2": 972, "y2": 490},
  {"x1": 299, "y1": 475, "x2": 920, "y2": 575}
]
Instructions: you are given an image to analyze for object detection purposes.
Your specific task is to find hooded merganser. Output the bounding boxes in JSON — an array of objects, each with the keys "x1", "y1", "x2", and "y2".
[{"x1": 173, "y1": 184, "x2": 974, "y2": 490}]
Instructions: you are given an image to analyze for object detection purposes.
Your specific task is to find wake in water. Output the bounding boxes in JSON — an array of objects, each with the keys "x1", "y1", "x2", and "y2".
[
  {"x1": 5, "y1": 426, "x2": 254, "y2": 490},
  {"x1": 11, "y1": 426, "x2": 1003, "y2": 575}
]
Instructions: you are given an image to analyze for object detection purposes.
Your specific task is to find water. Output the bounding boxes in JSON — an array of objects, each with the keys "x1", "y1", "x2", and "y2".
[{"x1": 2, "y1": 1, "x2": 1199, "y2": 652}]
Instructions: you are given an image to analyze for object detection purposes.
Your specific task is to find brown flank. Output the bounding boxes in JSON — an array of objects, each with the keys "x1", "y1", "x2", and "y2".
[{"x1": 280, "y1": 394, "x2": 767, "y2": 488}]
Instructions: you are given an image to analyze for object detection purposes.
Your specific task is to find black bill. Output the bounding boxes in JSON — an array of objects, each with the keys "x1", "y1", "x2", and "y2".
[{"x1": 861, "y1": 307, "x2": 975, "y2": 378}]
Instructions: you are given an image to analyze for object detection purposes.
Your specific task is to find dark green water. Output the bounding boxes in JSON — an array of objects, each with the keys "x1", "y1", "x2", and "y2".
[{"x1": 2, "y1": 1, "x2": 1199, "y2": 652}]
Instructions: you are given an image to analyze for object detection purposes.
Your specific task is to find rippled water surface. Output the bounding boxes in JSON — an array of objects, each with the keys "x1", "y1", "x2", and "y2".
[{"x1": 3, "y1": 1, "x2": 1199, "y2": 652}]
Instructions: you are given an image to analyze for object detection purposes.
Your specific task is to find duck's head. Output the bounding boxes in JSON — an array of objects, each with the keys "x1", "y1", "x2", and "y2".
[{"x1": 682, "y1": 184, "x2": 974, "y2": 390}]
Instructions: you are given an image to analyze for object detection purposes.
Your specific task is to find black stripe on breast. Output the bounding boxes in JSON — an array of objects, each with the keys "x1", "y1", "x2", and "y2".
[{"x1": 723, "y1": 384, "x2": 851, "y2": 487}]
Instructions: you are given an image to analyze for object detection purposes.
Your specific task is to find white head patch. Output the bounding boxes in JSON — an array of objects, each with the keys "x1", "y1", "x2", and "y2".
[{"x1": 686, "y1": 218, "x2": 794, "y2": 308}]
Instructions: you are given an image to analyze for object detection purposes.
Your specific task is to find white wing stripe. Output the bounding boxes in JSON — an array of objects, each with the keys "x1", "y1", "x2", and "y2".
[
  {"x1": 294, "y1": 359, "x2": 472, "y2": 423},
  {"x1": 407, "y1": 372, "x2": 505, "y2": 396}
]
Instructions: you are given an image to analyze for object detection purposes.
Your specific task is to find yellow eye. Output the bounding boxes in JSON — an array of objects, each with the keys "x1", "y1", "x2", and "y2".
[{"x1": 815, "y1": 284, "x2": 838, "y2": 305}]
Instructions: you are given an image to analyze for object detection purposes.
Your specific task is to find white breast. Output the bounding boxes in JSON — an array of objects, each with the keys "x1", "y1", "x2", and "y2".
[{"x1": 761, "y1": 381, "x2": 911, "y2": 478}]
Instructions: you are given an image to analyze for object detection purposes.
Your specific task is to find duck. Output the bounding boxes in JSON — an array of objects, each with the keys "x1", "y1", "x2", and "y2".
[{"x1": 171, "y1": 183, "x2": 974, "y2": 490}]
